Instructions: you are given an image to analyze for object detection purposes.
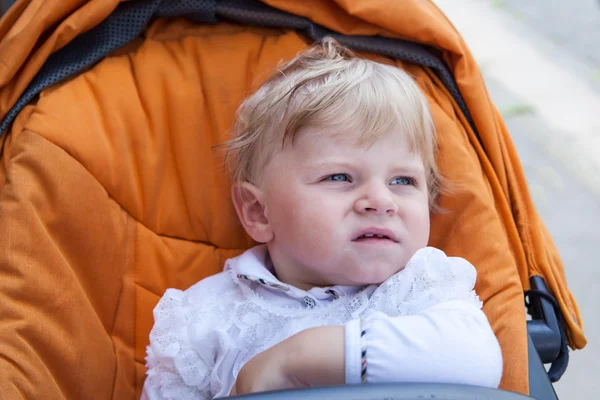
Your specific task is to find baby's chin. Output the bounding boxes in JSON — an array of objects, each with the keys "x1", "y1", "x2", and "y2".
[{"x1": 341, "y1": 264, "x2": 407, "y2": 286}]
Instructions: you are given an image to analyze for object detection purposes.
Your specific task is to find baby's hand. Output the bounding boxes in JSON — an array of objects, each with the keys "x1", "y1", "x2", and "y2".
[
  {"x1": 234, "y1": 326, "x2": 345, "y2": 395},
  {"x1": 233, "y1": 342, "x2": 298, "y2": 394}
]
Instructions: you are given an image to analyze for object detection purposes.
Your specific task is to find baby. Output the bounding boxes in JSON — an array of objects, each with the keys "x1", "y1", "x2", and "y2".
[{"x1": 142, "y1": 38, "x2": 502, "y2": 399}]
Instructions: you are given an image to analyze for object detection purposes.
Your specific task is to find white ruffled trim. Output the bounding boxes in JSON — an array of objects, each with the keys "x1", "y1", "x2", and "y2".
[
  {"x1": 370, "y1": 247, "x2": 481, "y2": 317},
  {"x1": 145, "y1": 287, "x2": 235, "y2": 399}
]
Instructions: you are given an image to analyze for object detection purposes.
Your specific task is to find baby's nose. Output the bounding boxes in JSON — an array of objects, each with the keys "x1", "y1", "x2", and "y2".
[{"x1": 354, "y1": 187, "x2": 398, "y2": 215}]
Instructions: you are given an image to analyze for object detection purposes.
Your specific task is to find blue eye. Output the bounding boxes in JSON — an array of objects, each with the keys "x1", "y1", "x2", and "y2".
[
  {"x1": 391, "y1": 177, "x2": 415, "y2": 186},
  {"x1": 326, "y1": 174, "x2": 351, "y2": 182}
]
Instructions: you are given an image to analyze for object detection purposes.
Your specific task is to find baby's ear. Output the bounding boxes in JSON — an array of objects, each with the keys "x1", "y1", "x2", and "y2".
[{"x1": 231, "y1": 182, "x2": 273, "y2": 243}]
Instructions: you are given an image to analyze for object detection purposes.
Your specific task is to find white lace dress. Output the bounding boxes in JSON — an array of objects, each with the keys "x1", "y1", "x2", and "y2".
[{"x1": 142, "y1": 246, "x2": 502, "y2": 400}]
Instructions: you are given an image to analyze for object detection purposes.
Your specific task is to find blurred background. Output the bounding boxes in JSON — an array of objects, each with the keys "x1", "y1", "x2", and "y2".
[
  {"x1": 435, "y1": 1, "x2": 600, "y2": 398},
  {"x1": 1, "y1": 0, "x2": 597, "y2": 398}
]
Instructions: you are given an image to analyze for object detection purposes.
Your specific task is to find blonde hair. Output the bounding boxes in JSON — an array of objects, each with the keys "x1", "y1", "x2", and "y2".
[{"x1": 222, "y1": 38, "x2": 443, "y2": 209}]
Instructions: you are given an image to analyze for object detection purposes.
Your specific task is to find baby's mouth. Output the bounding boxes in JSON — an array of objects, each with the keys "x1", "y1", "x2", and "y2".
[
  {"x1": 356, "y1": 233, "x2": 391, "y2": 240},
  {"x1": 352, "y1": 230, "x2": 399, "y2": 243}
]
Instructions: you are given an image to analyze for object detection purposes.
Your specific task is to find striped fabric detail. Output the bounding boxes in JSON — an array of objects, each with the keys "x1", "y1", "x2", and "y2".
[
  {"x1": 236, "y1": 274, "x2": 290, "y2": 291},
  {"x1": 237, "y1": 274, "x2": 343, "y2": 299},
  {"x1": 360, "y1": 319, "x2": 367, "y2": 383}
]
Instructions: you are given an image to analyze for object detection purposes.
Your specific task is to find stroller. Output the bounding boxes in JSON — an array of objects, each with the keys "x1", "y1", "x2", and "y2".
[{"x1": 0, "y1": 1, "x2": 587, "y2": 399}]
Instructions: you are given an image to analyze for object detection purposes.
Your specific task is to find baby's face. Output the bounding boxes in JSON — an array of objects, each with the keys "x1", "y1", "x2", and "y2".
[{"x1": 260, "y1": 126, "x2": 430, "y2": 289}]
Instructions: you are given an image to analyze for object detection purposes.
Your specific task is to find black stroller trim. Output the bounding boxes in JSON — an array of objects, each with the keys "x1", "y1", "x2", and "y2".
[{"x1": 0, "y1": 0, "x2": 15, "y2": 16}]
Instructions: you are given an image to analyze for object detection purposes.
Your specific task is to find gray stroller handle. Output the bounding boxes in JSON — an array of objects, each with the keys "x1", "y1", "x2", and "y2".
[{"x1": 226, "y1": 383, "x2": 534, "y2": 399}]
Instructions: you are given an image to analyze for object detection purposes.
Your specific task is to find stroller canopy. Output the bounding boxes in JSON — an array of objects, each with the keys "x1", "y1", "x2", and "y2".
[{"x1": 0, "y1": 1, "x2": 586, "y2": 399}]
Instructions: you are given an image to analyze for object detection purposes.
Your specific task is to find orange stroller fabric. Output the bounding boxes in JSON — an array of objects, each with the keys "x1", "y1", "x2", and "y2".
[{"x1": 0, "y1": 1, "x2": 586, "y2": 399}]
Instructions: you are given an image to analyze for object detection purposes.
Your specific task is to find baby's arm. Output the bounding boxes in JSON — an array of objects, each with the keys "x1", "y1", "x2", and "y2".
[
  {"x1": 235, "y1": 325, "x2": 346, "y2": 394},
  {"x1": 345, "y1": 300, "x2": 502, "y2": 387},
  {"x1": 343, "y1": 247, "x2": 502, "y2": 387},
  {"x1": 235, "y1": 300, "x2": 501, "y2": 395}
]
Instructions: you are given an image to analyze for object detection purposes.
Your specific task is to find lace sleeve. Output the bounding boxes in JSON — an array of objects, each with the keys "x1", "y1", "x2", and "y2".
[
  {"x1": 370, "y1": 247, "x2": 482, "y2": 316},
  {"x1": 143, "y1": 284, "x2": 234, "y2": 400}
]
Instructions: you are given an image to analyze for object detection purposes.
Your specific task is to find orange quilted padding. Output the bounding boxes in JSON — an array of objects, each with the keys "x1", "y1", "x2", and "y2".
[{"x1": 0, "y1": 1, "x2": 586, "y2": 399}]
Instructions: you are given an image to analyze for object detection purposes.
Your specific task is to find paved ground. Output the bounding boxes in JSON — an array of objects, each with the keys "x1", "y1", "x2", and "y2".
[
  {"x1": 500, "y1": 0, "x2": 600, "y2": 68},
  {"x1": 434, "y1": 1, "x2": 600, "y2": 398}
]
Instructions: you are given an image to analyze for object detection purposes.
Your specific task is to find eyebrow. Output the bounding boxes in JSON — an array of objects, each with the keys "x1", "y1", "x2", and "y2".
[
  {"x1": 389, "y1": 165, "x2": 425, "y2": 173},
  {"x1": 308, "y1": 161, "x2": 425, "y2": 173},
  {"x1": 308, "y1": 161, "x2": 355, "y2": 171}
]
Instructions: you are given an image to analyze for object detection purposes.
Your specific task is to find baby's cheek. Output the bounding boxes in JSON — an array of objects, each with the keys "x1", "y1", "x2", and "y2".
[
  {"x1": 296, "y1": 216, "x2": 336, "y2": 251},
  {"x1": 413, "y1": 210, "x2": 431, "y2": 246}
]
